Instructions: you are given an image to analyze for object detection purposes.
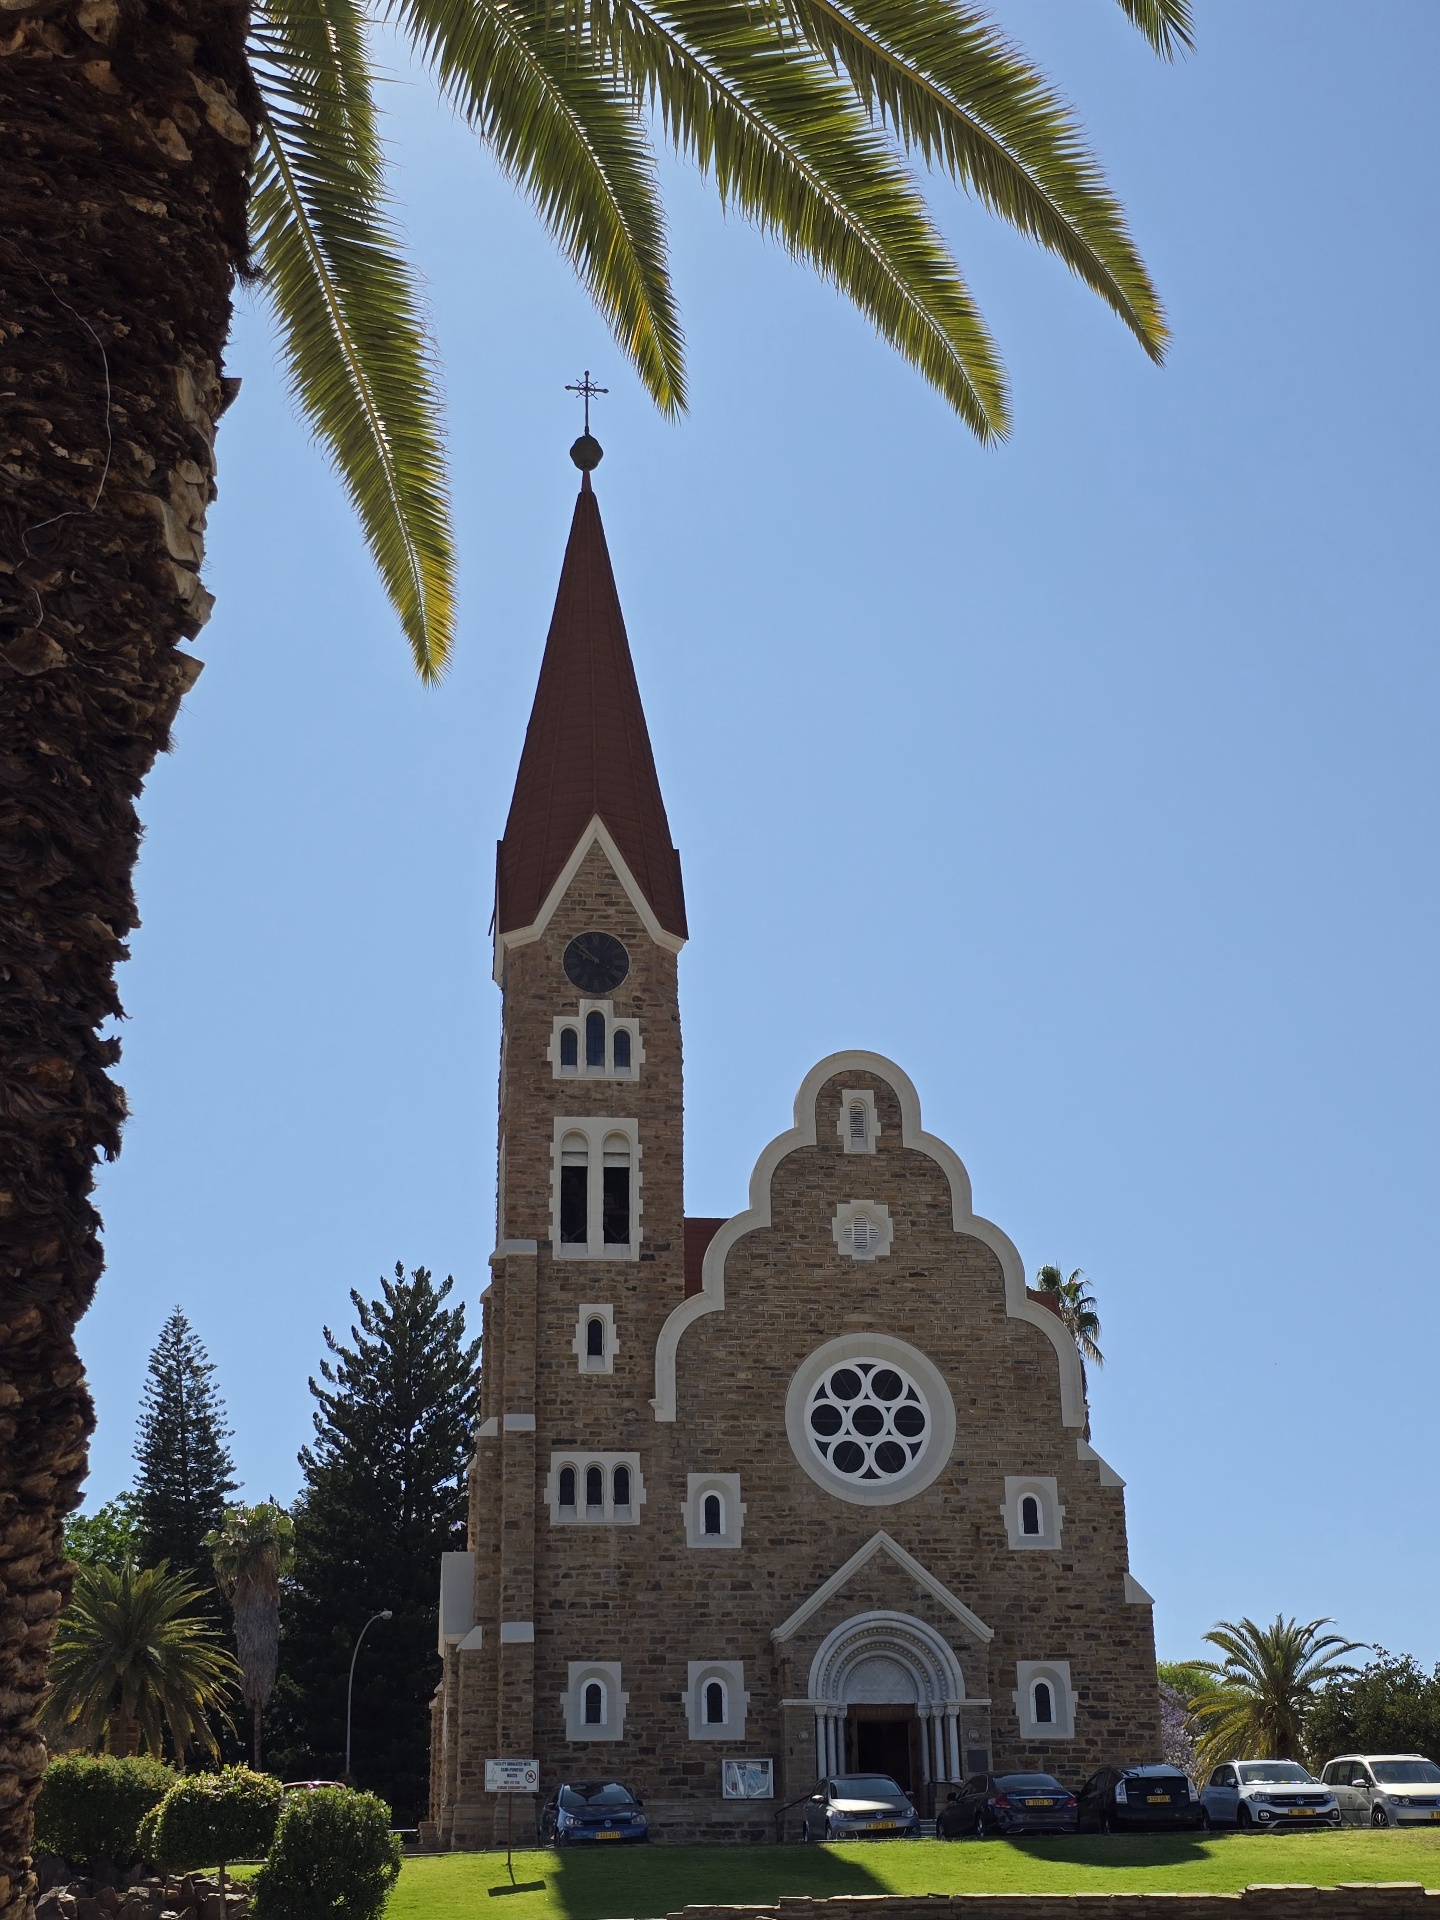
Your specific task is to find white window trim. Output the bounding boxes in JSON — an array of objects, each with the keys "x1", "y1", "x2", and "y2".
[
  {"x1": 681, "y1": 1472, "x2": 745, "y2": 1549},
  {"x1": 551, "y1": 1117, "x2": 641, "y2": 1260},
  {"x1": 684, "y1": 1660, "x2": 749, "y2": 1741},
  {"x1": 563, "y1": 1661, "x2": 628, "y2": 1742},
  {"x1": 1014, "y1": 1660, "x2": 1075, "y2": 1740},
  {"x1": 548, "y1": 999, "x2": 643, "y2": 1082},
  {"x1": 838, "y1": 1088, "x2": 880, "y2": 1155},
  {"x1": 547, "y1": 1451, "x2": 645, "y2": 1526},
  {"x1": 1001, "y1": 1476, "x2": 1064, "y2": 1551},
  {"x1": 784, "y1": 1335, "x2": 956, "y2": 1509},
  {"x1": 573, "y1": 1303, "x2": 618, "y2": 1375},
  {"x1": 831, "y1": 1199, "x2": 894, "y2": 1262}
]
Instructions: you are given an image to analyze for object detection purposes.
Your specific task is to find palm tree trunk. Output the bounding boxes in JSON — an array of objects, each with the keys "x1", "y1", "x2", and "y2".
[
  {"x1": 252, "y1": 1699, "x2": 262, "y2": 1771},
  {"x1": 1, "y1": 5, "x2": 253, "y2": 1915}
]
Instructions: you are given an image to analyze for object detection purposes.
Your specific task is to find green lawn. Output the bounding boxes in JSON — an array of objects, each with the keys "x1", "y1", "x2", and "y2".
[{"x1": 387, "y1": 1831, "x2": 1440, "y2": 1920}]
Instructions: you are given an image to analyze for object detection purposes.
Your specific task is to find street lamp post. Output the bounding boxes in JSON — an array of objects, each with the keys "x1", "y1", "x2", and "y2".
[{"x1": 345, "y1": 1609, "x2": 393, "y2": 1783}]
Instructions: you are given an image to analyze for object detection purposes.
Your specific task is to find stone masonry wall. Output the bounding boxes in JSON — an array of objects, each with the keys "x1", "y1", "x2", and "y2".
[{"x1": 670, "y1": 1895, "x2": 1436, "y2": 1920}]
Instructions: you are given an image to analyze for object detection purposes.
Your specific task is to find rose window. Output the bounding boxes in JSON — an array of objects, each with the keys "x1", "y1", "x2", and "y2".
[{"x1": 805, "y1": 1359, "x2": 930, "y2": 1482}]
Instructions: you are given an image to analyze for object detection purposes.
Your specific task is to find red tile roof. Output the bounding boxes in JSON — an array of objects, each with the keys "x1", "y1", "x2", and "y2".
[
  {"x1": 684, "y1": 1217, "x2": 726, "y2": 1297},
  {"x1": 496, "y1": 476, "x2": 687, "y2": 940}
]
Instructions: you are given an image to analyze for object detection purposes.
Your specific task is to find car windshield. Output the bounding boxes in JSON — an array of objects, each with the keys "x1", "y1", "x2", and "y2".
[
  {"x1": 559, "y1": 1783, "x2": 636, "y2": 1810},
  {"x1": 1371, "y1": 1762, "x2": 1440, "y2": 1785},
  {"x1": 832, "y1": 1777, "x2": 905, "y2": 1802},
  {"x1": 1236, "y1": 1764, "x2": 1316, "y2": 1785},
  {"x1": 995, "y1": 1775, "x2": 1066, "y2": 1793}
]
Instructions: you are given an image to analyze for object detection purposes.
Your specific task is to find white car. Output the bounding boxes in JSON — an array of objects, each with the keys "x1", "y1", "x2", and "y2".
[
  {"x1": 1198, "y1": 1760, "x2": 1340, "y2": 1831},
  {"x1": 1319, "y1": 1754, "x2": 1440, "y2": 1827}
]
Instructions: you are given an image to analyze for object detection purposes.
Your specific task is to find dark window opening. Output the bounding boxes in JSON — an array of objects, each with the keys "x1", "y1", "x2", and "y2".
[
  {"x1": 585, "y1": 1465, "x2": 604, "y2": 1508},
  {"x1": 703, "y1": 1493, "x2": 722, "y2": 1535},
  {"x1": 558, "y1": 1466, "x2": 576, "y2": 1508},
  {"x1": 586, "y1": 1316, "x2": 606, "y2": 1358},
  {"x1": 704, "y1": 1681, "x2": 725, "y2": 1724},
  {"x1": 613, "y1": 1029, "x2": 631, "y2": 1070},
  {"x1": 560, "y1": 1027, "x2": 578, "y2": 1068},
  {"x1": 586, "y1": 1009, "x2": 606, "y2": 1068},
  {"x1": 560, "y1": 1163, "x2": 588, "y2": 1243},
  {"x1": 1020, "y1": 1494, "x2": 1041, "y2": 1536},
  {"x1": 603, "y1": 1166, "x2": 631, "y2": 1244},
  {"x1": 613, "y1": 1464, "x2": 632, "y2": 1507},
  {"x1": 1033, "y1": 1682, "x2": 1054, "y2": 1724},
  {"x1": 583, "y1": 1682, "x2": 604, "y2": 1725}
]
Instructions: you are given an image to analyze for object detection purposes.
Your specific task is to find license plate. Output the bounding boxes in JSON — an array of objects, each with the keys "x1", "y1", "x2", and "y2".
[
  {"x1": 594, "y1": 1830, "x2": 624, "y2": 1840},
  {"x1": 1430, "y1": 1811, "x2": 1440, "y2": 1821},
  {"x1": 867, "y1": 1820, "x2": 898, "y2": 1830},
  {"x1": 1288, "y1": 1809, "x2": 1315, "y2": 1817},
  {"x1": 1146, "y1": 1796, "x2": 1170, "y2": 1804},
  {"x1": 1024, "y1": 1799, "x2": 1053, "y2": 1807}
]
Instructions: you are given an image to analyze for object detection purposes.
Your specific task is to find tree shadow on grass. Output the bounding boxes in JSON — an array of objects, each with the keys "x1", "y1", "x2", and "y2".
[{"x1": 550, "y1": 1842, "x2": 888, "y2": 1920}]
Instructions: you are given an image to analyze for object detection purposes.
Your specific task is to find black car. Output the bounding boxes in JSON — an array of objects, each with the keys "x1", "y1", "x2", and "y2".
[
  {"x1": 539, "y1": 1779, "x2": 649, "y2": 1846},
  {"x1": 937, "y1": 1772, "x2": 1078, "y2": 1839},
  {"x1": 1076, "y1": 1764, "x2": 1204, "y2": 1834}
]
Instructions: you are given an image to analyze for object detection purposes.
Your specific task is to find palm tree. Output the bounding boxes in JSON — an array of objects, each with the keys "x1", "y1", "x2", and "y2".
[
  {"x1": 1033, "y1": 1264, "x2": 1105, "y2": 1372},
  {"x1": 205, "y1": 1502, "x2": 296, "y2": 1770},
  {"x1": 2, "y1": 0, "x2": 1187, "y2": 1897},
  {"x1": 1188, "y1": 1616, "x2": 1364, "y2": 1772},
  {"x1": 42, "y1": 1562, "x2": 239, "y2": 1762}
]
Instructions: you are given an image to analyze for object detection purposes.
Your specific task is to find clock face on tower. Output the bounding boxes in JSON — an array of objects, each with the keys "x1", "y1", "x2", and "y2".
[{"x1": 563, "y1": 931, "x2": 630, "y2": 995}]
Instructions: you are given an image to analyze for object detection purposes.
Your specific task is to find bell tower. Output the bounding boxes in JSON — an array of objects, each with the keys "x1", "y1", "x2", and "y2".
[{"x1": 435, "y1": 434, "x2": 689, "y2": 1845}]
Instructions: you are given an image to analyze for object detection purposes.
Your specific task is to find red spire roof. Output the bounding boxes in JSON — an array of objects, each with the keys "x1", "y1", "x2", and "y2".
[{"x1": 496, "y1": 475, "x2": 687, "y2": 941}]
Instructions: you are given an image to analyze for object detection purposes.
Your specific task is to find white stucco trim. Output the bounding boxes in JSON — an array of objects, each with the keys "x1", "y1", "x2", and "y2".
[
  {"x1": 681, "y1": 1473, "x2": 746, "y2": 1548},
  {"x1": 562, "y1": 1661, "x2": 628, "y2": 1741},
  {"x1": 683, "y1": 1660, "x2": 750, "y2": 1740},
  {"x1": 838, "y1": 1089, "x2": 880, "y2": 1155},
  {"x1": 785, "y1": 1335, "x2": 955, "y2": 1507},
  {"x1": 1077, "y1": 1438, "x2": 1126, "y2": 1487},
  {"x1": 1014, "y1": 1660, "x2": 1075, "y2": 1740},
  {"x1": 437, "y1": 1551, "x2": 475, "y2": 1654},
  {"x1": 650, "y1": 1050, "x2": 1086, "y2": 1427},
  {"x1": 771, "y1": 1529, "x2": 993, "y2": 1645},
  {"x1": 573, "y1": 1302, "x2": 619, "y2": 1374},
  {"x1": 831, "y1": 1199, "x2": 894, "y2": 1261},
  {"x1": 476, "y1": 1417, "x2": 499, "y2": 1439},
  {"x1": 494, "y1": 814, "x2": 685, "y2": 982},
  {"x1": 1124, "y1": 1572, "x2": 1155, "y2": 1606},
  {"x1": 1001, "y1": 1476, "x2": 1063, "y2": 1550},
  {"x1": 807, "y1": 1609, "x2": 968, "y2": 1707},
  {"x1": 499, "y1": 1621, "x2": 535, "y2": 1643}
]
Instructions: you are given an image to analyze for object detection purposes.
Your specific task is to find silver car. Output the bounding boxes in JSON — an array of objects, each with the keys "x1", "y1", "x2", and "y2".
[
  {"x1": 801, "y1": 1774, "x2": 919, "y2": 1841},
  {"x1": 1198, "y1": 1759, "x2": 1340, "y2": 1831},
  {"x1": 1319, "y1": 1754, "x2": 1440, "y2": 1827}
]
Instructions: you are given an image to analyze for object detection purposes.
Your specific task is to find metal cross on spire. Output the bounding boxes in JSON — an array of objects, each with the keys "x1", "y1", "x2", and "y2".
[{"x1": 565, "y1": 370, "x2": 608, "y2": 435}]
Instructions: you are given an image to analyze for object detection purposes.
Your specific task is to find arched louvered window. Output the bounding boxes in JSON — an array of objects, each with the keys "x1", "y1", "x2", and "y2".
[
  {"x1": 1020, "y1": 1494, "x2": 1042, "y2": 1537},
  {"x1": 583, "y1": 1681, "x2": 604, "y2": 1726},
  {"x1": 702, "y1": 1492, "x2": 723, "y2": 1536},
  {"x1": 560, "y1": 1132, "x2": 589, "y2": 1243},
  {"x1": 1033, "y1": 1680, "x2": 1054, "y2": 1725},
  {"x1": 558, "y1": 1467, "x2": 576, "y2": 1509},
  {"x1": 585, "y1": 1465, "x2": 604, "y2": 1509},
  {"x1": 602, "y1": 1133, "x2": 631, "y2": 1245},
  {"x1": 612, "y1": 1028, "x2": 631, "y2": 1070},
  {"x1": 849, "y1": 1101, "x2": 868, "y2": 1146},
  {"x1": 559, "y1": 1027, "x2": 579, "y2": 1068},
  {"x1": 585, "y1": 1009, "x2": 606, "y2": 1068},
  {"x1": 586, "y1": 1316, "x2": 606, "y2": 1359},
  {"x1": 613, "y1": 1464, "x2": 632, "y2": 1508},
  {"x1": 703, "y1": 1679, "x2": 726, "y2": 1725}
]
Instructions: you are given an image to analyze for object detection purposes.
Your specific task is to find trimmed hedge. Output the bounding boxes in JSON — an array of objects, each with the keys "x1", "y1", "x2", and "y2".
[
  {"x1": 34, "y1": 1755, "x2": 177, "y2": 1869},
  {"x1": 252, "y1": 1787, "x2": 401, "y2": 1920},
  {"x1": 142, "y1": 1768, "x2": 282, "y2": 1884}
]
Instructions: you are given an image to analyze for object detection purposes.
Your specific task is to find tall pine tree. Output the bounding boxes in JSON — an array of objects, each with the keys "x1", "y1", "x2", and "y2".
[
  {"x1": 269, "y1": 1266, "x2": 479, "y2": 1818},
  {"x1": 134, "y1": 1309, "x2": 237, "y2": 1573}
]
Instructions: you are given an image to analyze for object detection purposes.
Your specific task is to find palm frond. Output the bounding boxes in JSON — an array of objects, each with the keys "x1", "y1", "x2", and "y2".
[
  {"x1": 591, "y1": 0, "x2": 1006, "y2": 436},
  {"x1": 769, "y1": 0, "x2": 1166, "y2": 359},
  {"x1": 383, "y1": 0, "x2": 685, "y2": 414},
  {"x1": 1113, "y1": 0, "x2": 1193, "y2": 60},
  {"x1": 250, "y1": 0, "x2": 455, "y2": 678}
]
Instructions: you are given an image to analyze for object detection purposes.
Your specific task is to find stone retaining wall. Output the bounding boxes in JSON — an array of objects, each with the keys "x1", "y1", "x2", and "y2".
[{"x1": 668, "y1": 1890, "x2": 1437, "y2": 1920}]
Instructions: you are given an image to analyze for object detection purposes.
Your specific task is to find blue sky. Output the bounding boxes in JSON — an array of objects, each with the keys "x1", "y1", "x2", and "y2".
[{"x1": 85, "y1": 1, "x2": 1439, "y2": 1667}]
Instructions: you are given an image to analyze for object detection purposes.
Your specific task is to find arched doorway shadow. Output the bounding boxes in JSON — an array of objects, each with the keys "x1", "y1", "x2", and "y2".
[{"x1": 807, "y1": 1611, "x2": 968, "y2": 1813}]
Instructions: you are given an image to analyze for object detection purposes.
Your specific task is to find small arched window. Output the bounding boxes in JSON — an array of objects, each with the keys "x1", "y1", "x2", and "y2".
[
  {"x1": 586, "y1": 1316, "x2": 606, "y2": 1359},
  {"x1": 559, "y1": 1027, "x2": 579, "y2": 1068},
  {"x1": 703, "y1": 1679, "x2": 726, "y2": 1725},
  {"x1": 558, "y1": 1466, "x2": 577, "y2": 1509},
  {"x1": 1020, "y1": 1494, "x2": 1042, "y2": 1537},
  {"x1": 585, "y1": 1465, "x2": 604, "y2": 1509},
  {"x1": 1033, "y1": 1680, "x2": 1054, "y2": 1725},
  {"x1": 560, "y1": 1132, "x2": 589, "y2": 1243},
  {"x1": 612, "y1": 1028, "x2": 631, "y2": 1071},
  {"x1": 702, "y1": 1492, "x2": 723, "y2": 1536},
  {"x1": 849, "y1": 1101, "x2": 868, "y2": 1146},
  {"x1": 585, "y1": 1009, "x2": 606, "y2": 1069},
  {"x1": 602, "y1": 1133, "x2": 631, "y2": 1245},
  {"x1": 613, "y1": 1464, "x2": 632, "y2": 1508},
  {"x1": 583, "y1": 1681, "x2": 605, "y2": 1726}
]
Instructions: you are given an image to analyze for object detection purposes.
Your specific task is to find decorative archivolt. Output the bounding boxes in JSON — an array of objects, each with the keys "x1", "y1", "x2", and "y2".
[{"x1": 808, "y1": 1609, "x2": 966, "y2": 1707}]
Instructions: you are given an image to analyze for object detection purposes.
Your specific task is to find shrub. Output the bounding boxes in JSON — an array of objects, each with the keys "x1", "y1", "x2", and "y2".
[
  {"x1": 252, "y1": 1788, "x2": 401, "y2": 1920},
  {"x1": 147, "y1": 1767, "x2": 283, "y2": 1893},
  {"x1": 34, "y1": 1754, "x2": 176, "y2": 1869}
]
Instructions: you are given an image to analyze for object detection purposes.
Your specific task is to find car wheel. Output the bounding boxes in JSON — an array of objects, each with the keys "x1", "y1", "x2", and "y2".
[
  {"x1": 1101, "y1": 1816, "x2": 1115, "y2": 1836},
  {"x1": 1200, "y1": 1811, "x2": 1213, "y2": 1833},
  {"x1": 1372, "y1": 1805, "x2": 1390, "y2": 1829},
  {"x1": 1237, "y1": 1805, "x2": 1253, "y2": 1831}
]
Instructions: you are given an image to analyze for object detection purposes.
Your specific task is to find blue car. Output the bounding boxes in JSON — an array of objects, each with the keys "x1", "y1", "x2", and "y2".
[{"x1": 540, "y1": 1780, "x2": 649, "y2": 1846}]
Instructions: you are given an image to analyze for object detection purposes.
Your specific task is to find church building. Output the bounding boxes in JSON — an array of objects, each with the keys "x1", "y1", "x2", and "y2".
[{"x1": 425, "y1": 438, "x2": 1160, "y2": 1845}]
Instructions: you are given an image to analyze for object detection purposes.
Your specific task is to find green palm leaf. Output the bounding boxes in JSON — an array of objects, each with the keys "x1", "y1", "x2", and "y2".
[
  {"x1": 382, "y1": 0, "x2": 685, "y2": 415},
  {"x1": 1114, "y1": 0, "x2": 1194, "y2": 61},
  {"x1": 250, "y1": 0, "x2": 455, "y2": 678}
]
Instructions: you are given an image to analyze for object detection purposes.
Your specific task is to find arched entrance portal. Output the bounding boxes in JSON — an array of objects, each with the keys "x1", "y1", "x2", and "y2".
[{"x1": 808, "y1": 1612, "x2": 967, "y2": 1809}]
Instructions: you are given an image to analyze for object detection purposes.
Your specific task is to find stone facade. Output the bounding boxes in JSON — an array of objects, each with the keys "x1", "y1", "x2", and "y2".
[{"x1": 424, "y1": 474, "x2": 1160, "y2": 1847}]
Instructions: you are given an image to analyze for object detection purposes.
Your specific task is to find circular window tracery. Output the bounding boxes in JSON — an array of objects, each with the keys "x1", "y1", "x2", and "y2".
[{"x1": 806, "y1": 1359, "x2": 931, "y2": 1481}]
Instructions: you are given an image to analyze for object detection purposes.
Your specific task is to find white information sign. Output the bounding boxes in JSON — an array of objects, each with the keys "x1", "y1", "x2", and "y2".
[
  {"x1": 486, "y1": 1759, "x2": 540, "y2": 1794},
  {"x1": 721, "y1": 1759, "x2": 774, "y2": 1800}
]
